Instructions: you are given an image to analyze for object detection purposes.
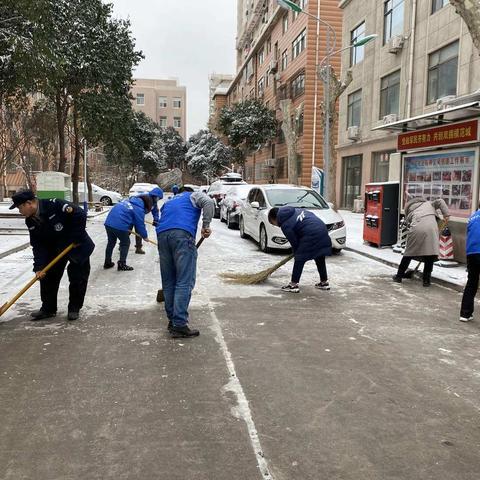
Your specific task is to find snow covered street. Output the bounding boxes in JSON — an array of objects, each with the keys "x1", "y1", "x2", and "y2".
[{"x1": 1, "y1": 215, "x2": 480, "y2": 479}]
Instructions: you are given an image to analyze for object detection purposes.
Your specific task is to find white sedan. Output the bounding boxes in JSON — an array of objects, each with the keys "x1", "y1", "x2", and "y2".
[
  {"x1": 77, "y1": 183, "x2": 123, "y2": 205},
  {"x1": 239, "y1": 184, "x2": 346, "y2": 253},
  {"x1": 128, "y1": 183, "x2": 157, "y2": 196}
]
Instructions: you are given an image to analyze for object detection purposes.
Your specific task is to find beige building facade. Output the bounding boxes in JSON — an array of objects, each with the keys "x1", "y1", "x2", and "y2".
[
  {"x1": 130, "y1": 78, "x2": 187, "y2": 139},
  {"x1": 214, "y1": 0, "x2": 343, "y2": 186},
  {"x1": 336, "y1": 0, "x2": 480, "y2": 210},
  {"x1": 209, "y1": 74, "x2": 234, "y2": 120}
]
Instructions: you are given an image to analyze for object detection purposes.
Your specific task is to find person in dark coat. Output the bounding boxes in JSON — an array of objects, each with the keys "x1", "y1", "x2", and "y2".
[
  {"x1": 10, "y1": 189, "x2": 95, "y2": 321},
  {"x1": 103, "y1": 195, "x2": 153, "y2": 271},
  {"x1": 268, "y1": 206, "x2": 332, "y2": 293}
]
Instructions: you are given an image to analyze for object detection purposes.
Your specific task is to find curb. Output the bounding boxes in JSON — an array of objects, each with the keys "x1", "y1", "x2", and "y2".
[
  {"x1": 0, "y1": 242, "x2": 30, "y2": 260},
  {"x1": 344, "y1": 246, "x2": 464, "y2": 293}
]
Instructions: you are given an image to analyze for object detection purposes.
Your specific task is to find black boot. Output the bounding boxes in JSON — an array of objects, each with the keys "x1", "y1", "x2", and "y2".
[
  {"x1": 103, "y1": 260, "x2": 115, "y2": 269},
  {"x1": 167, "y1": 320, "x2": 173, "y2": 331},
  {"x1": 392, "y1": 274, "x2": 402, "y2": 283},
  {"x1": 117, "y1": 261, "x2": 134, "y2": 271},
  {"x1": 423, "y1": 276, "x2": 431, "y2": 287},
  {"x1": 68, "y1": 310, "x2": 79, "y2": 321},
  {"x1": 170, "y1": 325, "x2": 200, "y2": 338},
  {"x1": 30, "y1": 310, "x2": 56, "y2": 321},
  {"x1": 135, "y1": 247, "x2": 145, "y2": 254}
]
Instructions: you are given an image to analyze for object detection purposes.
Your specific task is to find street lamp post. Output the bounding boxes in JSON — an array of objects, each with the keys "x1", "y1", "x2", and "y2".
[
  {"x1": 82, "y1": 139, "x2": 88, "y2": 212},
  {"x1": 276, "y1": 1, "x2": 376, "y2": 201}
]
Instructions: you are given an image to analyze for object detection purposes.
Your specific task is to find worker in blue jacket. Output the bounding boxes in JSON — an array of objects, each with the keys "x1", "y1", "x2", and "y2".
[
  {"x1": 172, "y1": 184, "x2": 179, "y2": 196},
  {"x1": 460, "y1": 205, "x2": 480, "y2": 322},
  {"x1": 268, "y1": 206, "x2": 332, "y2": 293},
  {"x1": 132, "y1": 186, "x2": 163, "y2": 254},
  {"x1": 104, "y1": 195, "x2": 153, "y2": 271}
]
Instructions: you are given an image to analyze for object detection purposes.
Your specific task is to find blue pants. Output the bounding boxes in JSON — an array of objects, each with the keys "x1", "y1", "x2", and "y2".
[
  {"x1": 105, "y1": 225, "x2": 130, "y2": 263},
  {"x1": 157, "y1": 229, "x2": 197, "y2": 327}
]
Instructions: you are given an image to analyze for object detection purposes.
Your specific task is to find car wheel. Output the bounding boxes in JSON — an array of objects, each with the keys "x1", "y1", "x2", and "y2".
[
  {"x1": 227, "y1": 211, "x2": 235, "y2": 229},
  {"x1": 332, "y1": 248, "x2": 342, "y2": 255},
  {"x1": 259, "y1": 224, "x2": 271, "y2": 253},
  {"x1": 239, "y1": 216, "x2": 249, "y2": 239},
  {"x1": 100, "y1": 196, "x2": 112, "y2": 206}
]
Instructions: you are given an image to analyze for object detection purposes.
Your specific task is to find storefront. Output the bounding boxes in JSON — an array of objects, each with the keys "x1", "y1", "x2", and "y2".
[{"x1": 372, "y1": 99, "x2": 480, "y2": 262}]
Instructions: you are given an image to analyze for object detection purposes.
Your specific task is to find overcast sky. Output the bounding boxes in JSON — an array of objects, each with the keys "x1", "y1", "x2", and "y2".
[{"x1": 110, "y1": 0, "x2": 237, "y2": 138}]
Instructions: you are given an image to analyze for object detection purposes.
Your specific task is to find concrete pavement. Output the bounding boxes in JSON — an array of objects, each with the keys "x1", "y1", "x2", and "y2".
[{"x1": 1, "y1": 216, "x2": 480, "y2": 479}]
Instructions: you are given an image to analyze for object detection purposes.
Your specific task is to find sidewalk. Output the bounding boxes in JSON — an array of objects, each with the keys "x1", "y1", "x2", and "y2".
[{"x1": 340, "y1": 210, "x2": 467, "y2": 292}]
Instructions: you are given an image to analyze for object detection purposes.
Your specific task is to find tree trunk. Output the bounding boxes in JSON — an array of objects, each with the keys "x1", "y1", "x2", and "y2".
[
  {"x1": 280, "y1": 100, "x2": 298, "y2": 185},
  {"x1": 55, "y1": 91, "x2": 69, "y2": 172},
  {"x1": 450, "y1": 1, "x2": 480, "y2": 55},
  {"x1": 72, "y1": 103, "x2": 81, "y2": 205}
]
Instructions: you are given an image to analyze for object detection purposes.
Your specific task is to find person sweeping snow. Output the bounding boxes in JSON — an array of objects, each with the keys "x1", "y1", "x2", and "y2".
[{"x1": 268, "y1": 207, "x2": 332, "y2": 293}]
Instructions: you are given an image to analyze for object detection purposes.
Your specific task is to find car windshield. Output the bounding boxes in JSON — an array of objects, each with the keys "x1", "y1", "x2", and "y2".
[
  {"x1": 227, "y1": 185, "x2": 251, "y2": 198},
  {"x1": 266, "y1": 188, "x2": 328, "y2": 209}
]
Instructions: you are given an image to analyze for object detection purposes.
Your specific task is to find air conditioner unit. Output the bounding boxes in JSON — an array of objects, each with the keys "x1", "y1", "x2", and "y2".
[
  {"x1": 347, "y1": 125, "x2": 360, "y2": 141},
  {"x1": 436, "y1": 95, "x2": 456, "y2": 110},
  {"x1": 264, "y1": 158, "x2": 276, "y2": 167},
  {"x1": 388, "y1": 35, "x2": 404, "y2": 54},
  {"x1": 274, "y1": 72, "x2": 281, "y2": 82},
  {"x1": 383, "y1": 113, "x2": 398, "y2": 124},
  {"x1": 269, "y1": 59, "x2": 278, "y2": 74}
]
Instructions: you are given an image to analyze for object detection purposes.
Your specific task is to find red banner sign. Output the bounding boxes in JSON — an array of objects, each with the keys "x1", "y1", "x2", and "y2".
[{"x1": 398, "y1": 120, "x2": 478, "y2": 151}]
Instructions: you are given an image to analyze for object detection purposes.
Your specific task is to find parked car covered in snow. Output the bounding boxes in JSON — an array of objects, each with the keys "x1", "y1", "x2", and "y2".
[
  {"x1": 239, "y1": 184, "x2": 346, "y2": 253},
  {"x1": 128, "y1": 183, "x2": 157, "y2": 196},
  {"x1": 219, "y1": 184, "x2": 252, "y2": 229},
  {"x1": 207, "y1": 176, "x2": 247, "y2": 218},
  {"x1": 76, "y1": 183, "x2": 122, "y2": 205}
]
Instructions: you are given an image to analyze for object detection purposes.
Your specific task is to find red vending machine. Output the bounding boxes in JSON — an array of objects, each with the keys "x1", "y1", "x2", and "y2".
[{"x1": 363, "y1": 182, "x2": 399, "y2": 247}]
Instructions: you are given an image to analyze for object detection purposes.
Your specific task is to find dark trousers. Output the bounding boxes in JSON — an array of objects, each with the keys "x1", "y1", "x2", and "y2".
[
  {"x1": 292, "y1": 256, "x2": 328, "y2": 284},
  {"x1": 105, "y1": 226, "x2": 130, "y2": 263},
  {"x1": 40, "y1": 256, "x2": 91, "y2": 313},
  {"x1": 134, "y1": 225, "x2": 142, "y2": 249},
  {"x1": 397, "y1": 255, "x2": 435, "y2": 281},
  {"x1": 460, "y1": 254, "x2": 480, "y2": 318}
]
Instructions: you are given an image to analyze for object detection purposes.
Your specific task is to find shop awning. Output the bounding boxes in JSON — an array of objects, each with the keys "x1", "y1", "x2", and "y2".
[{"x1": 372, "y1": 101, "x2": 480, "y2": 132}]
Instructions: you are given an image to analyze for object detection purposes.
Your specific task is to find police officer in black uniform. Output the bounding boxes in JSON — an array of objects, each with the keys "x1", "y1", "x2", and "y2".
[{"x1": 10, "y1": 189, "x2": 95, "y2": 321}]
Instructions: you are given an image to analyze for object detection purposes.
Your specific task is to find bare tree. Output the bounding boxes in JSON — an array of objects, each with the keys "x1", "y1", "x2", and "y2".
[
  {"x1": 280, "y1": 100, "x2": 304, "y2": 185},
  {"x1": 450, "y1": 1, "x2": 480, "y2": 55},
  {"x1": 319, "y1": 68, "x2": 353, "y2": 206}
]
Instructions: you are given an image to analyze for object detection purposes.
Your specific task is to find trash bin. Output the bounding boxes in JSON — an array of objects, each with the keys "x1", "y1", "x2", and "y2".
[{"x1": 36, "y1": 172, "x2": 72, "y2": 201}]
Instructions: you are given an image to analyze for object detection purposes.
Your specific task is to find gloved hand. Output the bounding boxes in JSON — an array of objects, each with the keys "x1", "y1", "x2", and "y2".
[{"x1": 152, "y1": 220, "x2": 159, "y2": 227}]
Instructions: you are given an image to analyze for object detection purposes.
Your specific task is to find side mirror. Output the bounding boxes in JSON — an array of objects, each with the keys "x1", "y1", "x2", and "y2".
[
  {"x1": 327, "y1": 202, "x2": 335, "y2": 209},
  {"x1": 251, "y1": 201, "x2": 260, "y2": 209}
]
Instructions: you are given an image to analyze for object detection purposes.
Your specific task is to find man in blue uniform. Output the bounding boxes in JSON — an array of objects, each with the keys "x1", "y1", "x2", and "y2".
[
  {"x1": 104, "y1": 195, "x2": 152, "y2": 271},
  {"x1": 10, "y1": 189, "x2": 95, "y2": 321},
  {"x1": 460, "y1": 205, "x2": 480, "y2": 322},
  {"x1": 133, "y1": 186, "x2": 163, "y2": 254},
  {"x1": 156, "y1": 187, "x2": 214, "y2": 338},
  {"x1": 268, "y1": 206, "x2": 332, "y2": 293}
]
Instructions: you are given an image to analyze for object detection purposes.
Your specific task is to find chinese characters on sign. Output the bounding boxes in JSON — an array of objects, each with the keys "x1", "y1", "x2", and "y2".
[
  {"x1": 398, "y1": 120, "x2": 478, "y2": 151},
  {"x1": 403, "y1": 150, "x2": 475, "y2": 218}
]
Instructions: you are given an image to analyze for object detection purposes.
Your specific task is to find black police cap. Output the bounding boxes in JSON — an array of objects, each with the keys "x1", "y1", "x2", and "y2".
[{"x1": 9, "y1": 189, "x2": 36, "y2": 209}]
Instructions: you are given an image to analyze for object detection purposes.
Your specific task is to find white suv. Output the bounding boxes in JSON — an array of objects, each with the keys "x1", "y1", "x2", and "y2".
[{"x1": 239, "y1": 184, "x2": 346, "y2": 253}]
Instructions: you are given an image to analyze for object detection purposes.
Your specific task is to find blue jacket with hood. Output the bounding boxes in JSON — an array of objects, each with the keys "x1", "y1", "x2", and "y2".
[
  {"x1": 104, "y1": 196, "x2": 148, "y2": 238},
  {"x1": 277, "y1": 206, "x2": 332, "y2": 262},
  {"x1": 129, "y1": 186, "x2": 163, "y2": 223},
  {"x1": 466, "y1": 209, "x2": 480, "y2": 255}
]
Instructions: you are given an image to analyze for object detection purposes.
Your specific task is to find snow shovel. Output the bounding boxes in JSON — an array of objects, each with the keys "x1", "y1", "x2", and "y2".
[
  {"x1": 156, "y1": 237, "x2": 205, "y2": 303},
  {"x1": 0, "y1": 243, "x2": 76, "y2": 318},
  {"x1": 220, "y1": 253, "x2": 294, "y2": 285},
  {"x1": 128, "y1": 230, "x2": 158, "y2": 246}
]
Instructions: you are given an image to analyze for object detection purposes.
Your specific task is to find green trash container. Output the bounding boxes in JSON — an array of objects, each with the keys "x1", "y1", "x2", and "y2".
[{"x1": 36, "y1": 172, "x2": 72, "y2": 201}]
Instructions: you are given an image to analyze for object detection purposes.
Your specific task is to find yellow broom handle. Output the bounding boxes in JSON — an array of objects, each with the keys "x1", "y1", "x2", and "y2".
[
  {"x1": 128, "y1": 229, "x2": 158, "y2": 246},
  {"x1": 0, "y1": 243, "x2": 76, "y2": 317}
]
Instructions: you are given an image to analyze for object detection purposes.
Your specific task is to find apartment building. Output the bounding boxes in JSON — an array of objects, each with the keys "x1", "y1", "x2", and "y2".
[
  {"x1": 214, "y1": 0, "x2": 342, "y2": 186},
  {"x1": 209, "y1": 74, "x2": 234, "y2": 120},
  {"x1": 130, "y1": 78, "x2": 187, "y2": 139},
  {"x1": 337, "y1": 0, "x2": 480, "y2": 212}
]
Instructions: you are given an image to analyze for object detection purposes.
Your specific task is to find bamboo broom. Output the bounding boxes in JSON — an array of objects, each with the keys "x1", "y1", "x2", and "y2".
[
  {"x1": 0, "y1": 243, "x2": 76, "y2": 317},
  {"x1": 220, "y1": 253, "x2": 294, "y2": 285}
]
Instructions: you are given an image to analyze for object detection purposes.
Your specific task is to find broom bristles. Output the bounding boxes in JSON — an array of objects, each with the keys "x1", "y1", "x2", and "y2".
[{"x1": 220, "y1": 254, "x2": 294, "y2": 284}]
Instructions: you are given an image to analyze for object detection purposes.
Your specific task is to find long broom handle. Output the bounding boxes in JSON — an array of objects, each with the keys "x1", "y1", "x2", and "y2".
[
  {"x1": 0, "y1": 243, "x2": 76, "y2": 317},
  {"x1": 128, "y1": 229, "x2": 158, "y2": 246}
]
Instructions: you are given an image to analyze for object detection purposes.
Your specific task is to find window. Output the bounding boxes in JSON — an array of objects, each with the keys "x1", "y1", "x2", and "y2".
[
  {"x1": 266, "y1": 37, "x2": 272, "y2": 54},
  {"x1": 291, "y1": 72, "x2": 305, "y2": 98},
  {"x1": 427, "y1": 41, "x2": 459, "y2": 104},
  {"x1": 350, "y1": 22, "x2": 365, "y2": 66},
  {"x1": 296, "y1": 113, "x2": 304, "y2": 134},
  {"x1": 258, "y1": 76, "x2": 265, "y2": 97},
  {"x1": 136, "y1": 93, "x2": 144, "y2": 106},
  {"x1": 383, "y1": 0, "x2": 404, "y2": 44},
  {"x1": 379, "y1": 70, "x2": 400, "y2": 118},
  {"x1": 159, "y1": 116, "x2": 167, "y2": 127},
  {"x1": 293, "y1": 0, "x2": 306, "y2": 20},
  {"x1": 173, "y1": 97, "x2": 181, "y2": 108},
  {"x1": 158, "y1": 96, "x2": 167, "y2": 108},
  {"x1": 372, "y1": 152, "x2": 392, "y2": 182},
  {"x1": 292, "y1": 29, "x2": 306, "y2": 59},
  {"x1": 174, "y1": 117, "x2": 181, "y2": 128},
  {"x1": 266, "y1": 71, "x2": 270, "y2": 87},
  {"x1": 281, "y1": 49, "x2": 288, "y2": 71},
  {"x1": 347, "y1": 89, "x2": 362, "y2": 127},
  {"x1": 432, "y1": 0, "x2": 448, "y2": 13},
  {"x1": 282, "y1": 14, "x2": 288, "y2": 34},
  {"x1": 258, "y1": 48, "x2": 265, "y2": 65}
]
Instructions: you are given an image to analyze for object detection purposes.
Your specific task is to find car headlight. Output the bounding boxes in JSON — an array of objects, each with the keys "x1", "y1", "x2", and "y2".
[{"x1": 331, "y1": 220, "x2": 345, "y2": 230}]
